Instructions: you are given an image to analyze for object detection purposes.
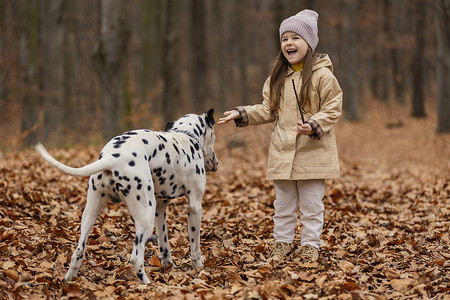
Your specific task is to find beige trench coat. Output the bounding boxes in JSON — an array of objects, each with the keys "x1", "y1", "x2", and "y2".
[{"x1": 238, "y1": 54, "x2": 343, "y2": 180}]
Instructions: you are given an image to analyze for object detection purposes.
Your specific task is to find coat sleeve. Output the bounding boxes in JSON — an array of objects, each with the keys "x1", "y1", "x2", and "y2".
[
  {"x1": 234, "y1": 77, "x2": 275, "y2": 127},
  {"x1": 309, "y1": 69, "x2": 343, "y2": 136}
]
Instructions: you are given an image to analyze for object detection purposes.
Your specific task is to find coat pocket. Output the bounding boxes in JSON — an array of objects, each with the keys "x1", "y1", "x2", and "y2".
[{"x1": 298, "y1": 133, "x2": 334, "y2": 167}]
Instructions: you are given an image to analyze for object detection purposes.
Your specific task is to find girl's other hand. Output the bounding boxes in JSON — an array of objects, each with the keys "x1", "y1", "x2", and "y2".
[
  {"x1": 218, "y1": 110, "x2": 240, "y2": 125},
  {"x1": 297, "y1": 122, "x2": 313, "y2": 135}
]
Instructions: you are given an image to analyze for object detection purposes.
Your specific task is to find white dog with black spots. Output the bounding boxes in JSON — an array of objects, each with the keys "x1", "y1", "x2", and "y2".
[{"x1": 36, "y1": 109, "x2": 218, "y2": 284}]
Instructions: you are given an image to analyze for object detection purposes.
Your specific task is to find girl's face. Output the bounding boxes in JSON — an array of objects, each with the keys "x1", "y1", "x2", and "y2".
[{"x1": 281, "y1": 32, "x2": 309, "y2": 64}]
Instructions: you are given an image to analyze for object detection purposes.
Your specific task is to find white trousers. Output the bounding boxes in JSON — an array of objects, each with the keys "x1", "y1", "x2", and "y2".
[{"x1": 273, "y1": 179, "x2": 325, "y2": 249}]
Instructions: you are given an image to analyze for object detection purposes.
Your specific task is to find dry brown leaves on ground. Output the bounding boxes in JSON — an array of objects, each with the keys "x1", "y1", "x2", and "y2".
[{"x1": 1, "y1": 106, "x2": 449, "y2": 299}]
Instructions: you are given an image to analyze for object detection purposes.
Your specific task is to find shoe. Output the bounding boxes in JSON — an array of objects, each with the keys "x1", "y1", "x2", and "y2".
[
  {"x1": 300, "y1": 244, "x2": 319, "y2": 262},
  {"x1": 268, "y1": 241, "x2": 292, "y2": 262}
]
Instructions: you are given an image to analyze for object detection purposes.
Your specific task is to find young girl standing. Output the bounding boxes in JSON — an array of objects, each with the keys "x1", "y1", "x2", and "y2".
[{"x1": 218, "y1": 9, "x2": 342, "y2": 262}]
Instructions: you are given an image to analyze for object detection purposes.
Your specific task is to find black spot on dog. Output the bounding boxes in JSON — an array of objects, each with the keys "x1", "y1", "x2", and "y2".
[
  {"x1": 149, "y1": 200, "x2": 152, "y2": 206},
  {"x1": 111, "y1": 195, "x2": 121, "y2": 203},
  {"x1": 113, "y1": 140, "x2": 126, "y2": 149},
  {"x1": 137, "y1": 195, "x2": 140, "y2": 201},
  {"x1": 114, "y1": 170, "x2": 120, "y2": 177},
  {"x1": 91, "y1": 178, "x2": 97, "y2": 191},
  {"x1": 112, "y1": 153, "x2": 120, "y2": 158},
  {"x1": 129, "y1": 161, "x2": 135, "y2": 167},
  {"x1": 124, "y1": 131, "x2": 138, "y2": 135},
  {"x1": 159, "y1": 144, "x2": 165, "y2": 151},
  {"x1": 173, "y1": 144, "x2": 180, "y2": 154},
  {"x1": 165, "y1": 153, "x2": 171, "y2": 164},
  {"x1": 195, "y1": 165, "x2": 200, "y2": 175},
  {"x1": 137, "y1": 184, "x2": 142, "y2": 190},
  {"x1": 142, "y1": 139, "x2": 148, "y2": 144},
  {"x1": 132, "y1": 152, "x2": 137, "y2": 157},
  {"x1": 97, "y1": 174, "x2": 102, "y2": 180},
  {"x1": 191, "y1": 226, "x2": 196, "y2": 232},
  {"x1": 152, "y1": 149, "x2": 157, "y2": 158}
]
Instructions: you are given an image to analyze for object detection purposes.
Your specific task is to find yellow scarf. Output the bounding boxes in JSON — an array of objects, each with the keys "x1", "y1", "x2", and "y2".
[{"x1": 290, "y1": 61, "x2": 304, "y2": 72}]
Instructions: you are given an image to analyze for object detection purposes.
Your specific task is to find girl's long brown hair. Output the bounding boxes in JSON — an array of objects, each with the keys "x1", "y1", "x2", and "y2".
[{"x1": 269, "y1": 48, "x2": 314, "y2": 117}]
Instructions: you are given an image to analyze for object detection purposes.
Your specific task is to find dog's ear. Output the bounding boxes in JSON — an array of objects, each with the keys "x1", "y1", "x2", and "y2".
[
  {"x1": 205, "y1": 108, "x2": 215, "y2": 127},
  {"x1": 165, "y1": 121, "x2": 175, "y2": 131}
]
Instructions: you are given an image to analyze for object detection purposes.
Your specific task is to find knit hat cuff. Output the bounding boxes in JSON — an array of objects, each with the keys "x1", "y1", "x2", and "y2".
[
  {"x1": 279, "y1": 9, "x2": 319, "y2": 52},
  {"x1": 279, "y1": 19, "x2": 319, "y2": 51}
]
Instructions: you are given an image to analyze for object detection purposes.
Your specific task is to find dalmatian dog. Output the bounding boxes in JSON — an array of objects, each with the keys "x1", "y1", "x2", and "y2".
[{"x1": 35, "y1": 109, "x2": 218, "y2": 284}]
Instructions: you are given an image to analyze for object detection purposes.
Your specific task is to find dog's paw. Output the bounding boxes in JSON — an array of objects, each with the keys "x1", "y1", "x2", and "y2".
[{"x1": 191, "y1": 260, "x2": 203, "y2": 269}]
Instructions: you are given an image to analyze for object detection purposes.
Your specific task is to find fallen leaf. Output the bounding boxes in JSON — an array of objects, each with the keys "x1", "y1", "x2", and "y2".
[
  {"x1": 390, "y1": 278, "x2": 416, "y2": 292},
  {"x1": 3, "y1": 269, "x2": 19, "y2": 282},
  {"x1": 339, "y1": 260, "x2": 355, "y2": 272}
]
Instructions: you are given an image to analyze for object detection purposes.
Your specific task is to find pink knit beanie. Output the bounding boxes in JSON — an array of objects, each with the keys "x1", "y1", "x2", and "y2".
[{"x1": 279, "y1": 9, "x2": 319, "y2": 51}]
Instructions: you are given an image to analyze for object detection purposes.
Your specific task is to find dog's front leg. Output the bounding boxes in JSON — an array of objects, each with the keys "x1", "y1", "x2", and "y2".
[
  {"x1": 65, "y1": 187, "x2": 106, "y2": 281},
  {"x1": 187, "y1": 192, "x2": 203, "y2": 268}
]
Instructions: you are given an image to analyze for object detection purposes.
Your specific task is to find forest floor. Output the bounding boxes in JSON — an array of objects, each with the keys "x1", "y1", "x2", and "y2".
[{"x1": 0, "y1": 103, "x2": 449, "y2": 299}]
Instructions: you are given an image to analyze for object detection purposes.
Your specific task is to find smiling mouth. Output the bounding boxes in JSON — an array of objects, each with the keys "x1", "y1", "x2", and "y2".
[{"x1": 287, "y1": 49, "x2": 297, "y2": 55}]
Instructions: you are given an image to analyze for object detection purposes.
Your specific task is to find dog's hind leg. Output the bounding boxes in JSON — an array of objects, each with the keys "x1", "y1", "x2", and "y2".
[
  {"x1": 128, "y1": 176, "x2": 156, "y2": 284},
  {"x1": 65, "y1": 182, "x2": 107, "y2": 281},
  {"x1": 155, "y1": 200, "x2": 174, "y2": 267}
]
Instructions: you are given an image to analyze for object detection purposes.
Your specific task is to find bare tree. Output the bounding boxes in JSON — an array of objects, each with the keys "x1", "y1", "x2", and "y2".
[
  {"x1": 161, "y1": 0, "x2": 179, "y2": 124},
  {"x1": 19, "y1": 0, "x2": 40, "y2": 145},
  {"x1": 40, "y1": 0, "x2": 66, "y2": 143},
  {"x1": 389, "y1": 0, "x2": 406, "y2": 104},
  {"x1": 436, "y1": 0, "x2": 450, "y2": 132},
  {"x1": 410, "y1": 0, "x2": 426, "y2": 118},
  {"x1": 94, "y1": 0, "x2": 129, "y2": 140},
  {"x1": 342, "y1": 0, "x2": 359, "y2": 121},
  {"x1": 189, "y1": 0, "x2": 207, "y2": 113}
]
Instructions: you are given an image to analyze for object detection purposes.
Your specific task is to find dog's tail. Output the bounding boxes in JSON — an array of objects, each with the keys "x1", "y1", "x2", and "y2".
[{"x1": 35, "y1": 143, "x2": 111, "y2": 177}]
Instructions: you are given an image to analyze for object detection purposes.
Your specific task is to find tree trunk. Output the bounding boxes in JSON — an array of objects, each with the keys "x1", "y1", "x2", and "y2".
[
  {"x1": 410, "y1": 0, "x2": 426, "y2": 118},
  {"x1": 211, "y1": 0, "x2": 226, "y2": 111},
  {"x1": 342, "y1": 0, "x2": 359, "y2": 121},
  {"x1": 390, "y1": 0, "x2": 406, "y2": 104},
  {"x1": 189, "y1": 0, "x2": 207, "y2": 113},
  {"x1": 237, "y1": 0, "x2": 248, "y2": 105},
  {"x1": 161, "y1": 0, "x2": 178, "y2": 124},
  {"x1": 436, "y1": 0, "x2": 450, "y2": 132},
  {"x1": 40, "y1": 0, "x2": 66, "y2": 143},
  {"x1": 19, "y1": 0, "x2": 40, "y2": 145},
  {"x1": 95, "y1": 0, "x2": 129, "y2": 140}
]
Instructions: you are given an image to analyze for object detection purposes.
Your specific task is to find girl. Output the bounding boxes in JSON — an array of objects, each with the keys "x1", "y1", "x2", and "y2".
[{"x1": 218, "y1": 9, "x2": 342, "y2": 262}]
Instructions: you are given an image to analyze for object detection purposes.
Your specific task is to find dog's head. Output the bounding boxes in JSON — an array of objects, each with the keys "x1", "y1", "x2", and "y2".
[{"x1": 165, "y1": 108, "x2": 218, "y2": 172}]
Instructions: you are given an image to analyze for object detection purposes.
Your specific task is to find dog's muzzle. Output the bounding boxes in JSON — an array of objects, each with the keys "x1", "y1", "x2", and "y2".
[{"x1": 206, "y1": 157, "x2": 219, "y2": 172}]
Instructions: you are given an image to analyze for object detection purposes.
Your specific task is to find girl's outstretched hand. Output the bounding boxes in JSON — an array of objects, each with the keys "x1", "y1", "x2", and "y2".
[
  {"x1": 297, "y1": 122, "x2": 314, "y2": 135},
  {"x1": 218, "y1": 110, "x2": 241, "y2": 125}
]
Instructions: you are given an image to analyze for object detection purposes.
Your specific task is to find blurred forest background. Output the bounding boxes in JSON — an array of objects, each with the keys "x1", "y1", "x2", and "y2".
[{"x1": 0, "y1": 0, "x2": 449, "y2": 148}]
